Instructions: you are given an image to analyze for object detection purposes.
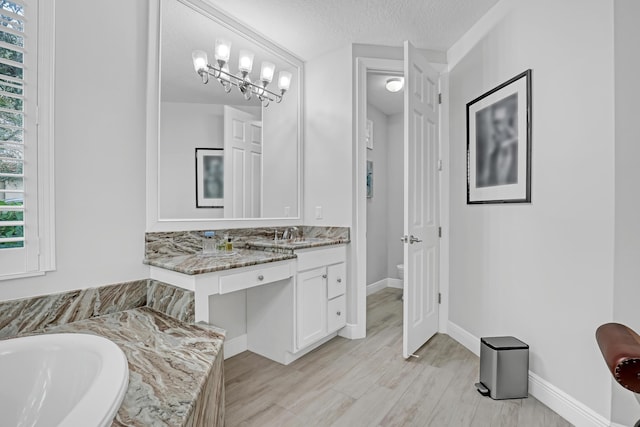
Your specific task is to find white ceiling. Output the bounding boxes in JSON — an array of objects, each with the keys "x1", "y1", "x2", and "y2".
[{"x1": 204, "y1": 0, "x2": 500, "y2": 61}]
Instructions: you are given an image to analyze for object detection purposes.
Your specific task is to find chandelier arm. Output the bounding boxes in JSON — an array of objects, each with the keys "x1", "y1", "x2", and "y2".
[{"x1": 202, "y1": 64, "x2": 280, "y2": 102}]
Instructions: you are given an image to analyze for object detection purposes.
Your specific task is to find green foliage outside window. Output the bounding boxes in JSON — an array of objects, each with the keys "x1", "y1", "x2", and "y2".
[
  {"x1": 0, "y1": 199, "x2": 23, "y2": 248},
  {"x1": 0, "y1": 1, "x2": 24, "y2": 249}
]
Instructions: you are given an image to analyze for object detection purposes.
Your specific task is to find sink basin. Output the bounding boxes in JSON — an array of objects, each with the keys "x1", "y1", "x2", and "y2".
[{"x1": 0, "y1": 333, "x2": 129, "y2": 427}]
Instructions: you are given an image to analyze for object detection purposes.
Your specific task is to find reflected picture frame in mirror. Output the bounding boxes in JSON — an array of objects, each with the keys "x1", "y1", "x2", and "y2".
[
  {"x1": 146, "y1": 0, "x2": 304, "y2": 231},
  {"x1": 195, "y1": 148, "x2": 224, "y2": 208}
]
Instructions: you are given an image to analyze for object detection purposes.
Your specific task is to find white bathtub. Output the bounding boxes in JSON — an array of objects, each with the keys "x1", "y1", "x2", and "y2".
[{"x1": 0, "y1": 333, "x2": 129, "y2": 427}]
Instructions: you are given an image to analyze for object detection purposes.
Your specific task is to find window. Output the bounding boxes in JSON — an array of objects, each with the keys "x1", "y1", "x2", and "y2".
[{"x1": 0, "y1": 0, "x2": 53, "y2": 280}]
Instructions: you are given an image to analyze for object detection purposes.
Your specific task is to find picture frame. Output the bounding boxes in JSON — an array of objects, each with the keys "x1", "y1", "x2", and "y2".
[
  {"x1": 195, "y1": 148, "x2": 224, "y2": 208},
  {"x1": 467, "y1": 69, "x2": 532, "y2": 204},
  {"x1": 366, "y1": 160, "x2": 373, "y2": 198},
  {"x1": 366, "y1": 119, "x2": 374, "y2": 150}
]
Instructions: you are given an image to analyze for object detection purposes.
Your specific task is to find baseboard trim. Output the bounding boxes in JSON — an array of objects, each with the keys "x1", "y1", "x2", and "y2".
[
  {"x1": 528, "y1": 371, "x2": 609, "y2": 427},
  {"x1": 387, "y1": 278, "x2": 403, "y2": 289},
  {"x1": 447, "y1": 321, "x2": 610, "y2": 427},
  {"x1": 339, "y1": 322, "x2": 365, "y2": 339},
  {"x1": 367, "y1": 279, "x2": 389, "y2": 295},
  {"x1": 447, "y1": 320, "x2": 480, "y2": 356},
  {"x1": 366, "y1": 278, "x2": 403, "y2": 296},
  {"x1": 223, "y1": 334, "x2": 247, "y2": 360}
]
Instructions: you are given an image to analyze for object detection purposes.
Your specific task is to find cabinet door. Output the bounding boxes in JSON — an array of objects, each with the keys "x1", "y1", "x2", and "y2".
[
  {"x1": 297, "y1": 267, "x2": 328, "y2": 350},
  {"x1": 327, "y1": 262, "x2": 346, "y2": 299},
  {"x1": 327, "y1": 295, "x2": 346, "y2": 333}
]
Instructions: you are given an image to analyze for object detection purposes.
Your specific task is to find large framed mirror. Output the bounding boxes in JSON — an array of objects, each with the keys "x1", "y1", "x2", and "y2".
[{"x1": 146, "y1": 0, "x2": 303, "y2": 231}]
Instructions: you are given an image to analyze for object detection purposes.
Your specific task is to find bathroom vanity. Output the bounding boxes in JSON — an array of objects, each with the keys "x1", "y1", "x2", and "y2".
[{"x1": 145, "y1": 227, "x2": 350, "y2": 365}]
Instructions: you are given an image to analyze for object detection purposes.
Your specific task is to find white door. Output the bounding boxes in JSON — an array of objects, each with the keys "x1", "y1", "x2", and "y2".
[
  {"x1": 223, "y1": 106, "x2": 262, "y2": 218},
  {"x1": 402, "y1": 41, "x2": 440, "y2": 359},
  {"x1": 296, "y1": 267, "x2": 328, "y2": 350}
]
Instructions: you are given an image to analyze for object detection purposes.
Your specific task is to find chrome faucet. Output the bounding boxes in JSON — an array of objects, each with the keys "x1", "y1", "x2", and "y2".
[{"x1": 282, "y1": 226, "x2": 299, "y2": 241}]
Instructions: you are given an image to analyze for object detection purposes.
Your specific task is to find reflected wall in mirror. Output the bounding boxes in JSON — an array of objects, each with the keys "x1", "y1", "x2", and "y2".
[{"x1": 157, "y1": 0, "x2": 301, "y2": 221}]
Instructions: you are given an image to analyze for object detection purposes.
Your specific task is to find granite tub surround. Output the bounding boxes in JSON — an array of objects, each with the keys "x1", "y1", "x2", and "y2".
[
  {"x1": 0, "y1": 279, "x2": 194, "y2": 340},
  {"x1": 144, "y1": 248, "x2": 297, "y2": 275},
  {"x1": 41, "y1": 307, "x2": 225, "y2": 427},
  {"x1": 148, "y1": 279, "x2": 195, "y2": 323}
]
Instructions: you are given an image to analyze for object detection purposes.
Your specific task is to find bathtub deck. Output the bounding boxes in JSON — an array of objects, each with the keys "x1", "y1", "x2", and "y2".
[{"x1": 43, "y1": 307, "x2": 225, "y2": 427}]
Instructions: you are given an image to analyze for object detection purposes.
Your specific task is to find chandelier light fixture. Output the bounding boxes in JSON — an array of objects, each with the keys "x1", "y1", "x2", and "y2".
[{"x1": 192, "y1": 38, "x2": 292, "y2": 107}]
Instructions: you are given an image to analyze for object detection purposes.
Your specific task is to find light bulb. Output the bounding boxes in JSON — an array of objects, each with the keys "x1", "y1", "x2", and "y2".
[
  {"x1": 385, "y1": 77, "x2": 404, "y2": 93},
  {"x1": 260, "y1": 62, "x2": 275, "y2": 84},
  {"x1": 278, "y1": 71, "x2": 292, "y2": 92},
  {"x1": 238, "y1": 50, "x2": 254, "y2": 73},
  {"x1": 214, "y1": 39, "x2": 231, "y2": 63},
  {"x1": 192, "y1": 50, "x2": 208, "y2": 73}
]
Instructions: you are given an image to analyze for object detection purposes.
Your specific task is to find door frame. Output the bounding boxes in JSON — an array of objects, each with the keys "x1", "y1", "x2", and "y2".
[{"x1": 353, "y1": 56, "x2": 449, "y2": 336}]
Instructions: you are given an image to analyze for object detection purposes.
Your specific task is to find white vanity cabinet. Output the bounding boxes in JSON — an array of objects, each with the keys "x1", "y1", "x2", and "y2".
[
  {"x1": 148, "y1": 243, "x2": 349, "y2": 365},
  {"x1": 295, "y1": 245, "x2": 347, "y2": 352}
]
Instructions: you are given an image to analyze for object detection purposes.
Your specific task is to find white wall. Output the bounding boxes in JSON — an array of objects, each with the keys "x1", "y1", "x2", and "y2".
[
  {"x1": 366, "y1": 103, "x2": 389, "y2": 285},
  {"x1": 386, "y1": 113, "x2": 403, "y2": 279},
  {"x1": 305, "y1": 45, "x2": 355, "y2": 327},
  {"x1": 0, "y1": 0, "x2": 150, "y2": 301},
  {"x1": 304, "y1": 45, "x2": 353, "y2": 227},
  {"x1": 159, "y1": 102, "x2": 225, "y2": 219},
  {"x1": 447, "y1": 0, "x2": 614, "y2": 421},
  {"x1": 612, "y1": 0, "x2": 640, "y2": 424}
]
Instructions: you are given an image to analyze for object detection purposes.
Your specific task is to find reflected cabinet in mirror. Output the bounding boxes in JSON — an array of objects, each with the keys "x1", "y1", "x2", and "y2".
[{"x1": 148, "y1": 0, "x2": 303, "y2": 226}]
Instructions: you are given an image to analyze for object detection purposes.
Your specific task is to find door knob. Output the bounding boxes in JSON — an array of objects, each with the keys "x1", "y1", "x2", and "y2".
[
  {"x1": 337, "y1": 278, "x2": 342, "y2": 283},
  {"x1": 257, "y1": 274, "x2": 264, "y2": 281},
  {"x1": 322, "y1": 274, "x2": 327, "y2": 279},
  {"x1": 409, "y1": 235, "x2": 422, "y2": 244},
  {"x1": 337, "y1": 311, "x2": 341, "y2": 316}
]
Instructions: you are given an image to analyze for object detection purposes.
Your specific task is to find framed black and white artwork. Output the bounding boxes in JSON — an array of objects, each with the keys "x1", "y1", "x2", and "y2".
[
  {"x1": 196, "y1": 148, "x2": 224, "y2": 208},
  {"x1": 467, "y1": 69, "x2": 532, "y2": 204}
]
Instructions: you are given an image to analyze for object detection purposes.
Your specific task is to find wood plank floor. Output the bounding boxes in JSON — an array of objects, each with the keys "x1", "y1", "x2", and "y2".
[{"x1": 224, "y1": 288, "x2": 572, "y2": 427}]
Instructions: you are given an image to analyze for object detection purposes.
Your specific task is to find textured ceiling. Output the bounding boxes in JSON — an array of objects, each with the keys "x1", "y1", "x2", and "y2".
[{"x1": 205, "y1": 0, "x2": 500, "y2": 61}]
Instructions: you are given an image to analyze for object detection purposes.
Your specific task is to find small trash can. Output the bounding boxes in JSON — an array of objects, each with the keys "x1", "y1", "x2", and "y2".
[{"x1": 475, "y1": 336, "x2": 529, "y2": 400}]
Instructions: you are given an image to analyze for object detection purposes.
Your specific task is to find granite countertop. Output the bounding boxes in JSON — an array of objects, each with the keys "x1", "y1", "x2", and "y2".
[
  {"x1": 246, "y1": 237, "x2": 350, "y2": 251},
  {"x1": 41, "y1": 307, "x2": 225, "y2": 426},
  {"x1": 144, "y1": 247, "x2": 297, "y2": 275}
]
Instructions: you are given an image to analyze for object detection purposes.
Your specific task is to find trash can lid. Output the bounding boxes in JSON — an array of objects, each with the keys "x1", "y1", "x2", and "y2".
[{"x1": 481, "y1": 336, "x2": 529, "y2": 350}]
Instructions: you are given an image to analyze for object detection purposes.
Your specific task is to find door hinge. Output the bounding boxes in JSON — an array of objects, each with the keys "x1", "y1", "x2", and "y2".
[
  {"x1": 438, "y1": 93, "x2": 442, "y2": 104},
  {"x1": 437, "y1": 159, "x2": 443, "y2": 171},
  {"x1": 438, "y1": 293, "x2": 442, "y2": 304},
  {"x1": 438, "y1": 227, "x2": 442, "y2": 238}
]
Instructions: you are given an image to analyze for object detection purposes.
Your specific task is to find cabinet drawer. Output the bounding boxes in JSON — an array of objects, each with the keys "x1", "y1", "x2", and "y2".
[
  {"x1": 327, "y1": 295, "x2": 346, "y2": 333},
  {"x1": 296, "y1": 245, "x2": 346, "y2": 272},
  {"x1": 327, "y1": 263, "x2": 346, "y2": 299},
  {"x1": 219, "y1": 262, "x2": 292, "y2": 294}
]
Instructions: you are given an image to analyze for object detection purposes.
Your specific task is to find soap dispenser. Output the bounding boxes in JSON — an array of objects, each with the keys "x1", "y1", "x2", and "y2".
[{"x1": 202, "y1": 231, "x2": 217, "y2": 256}]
